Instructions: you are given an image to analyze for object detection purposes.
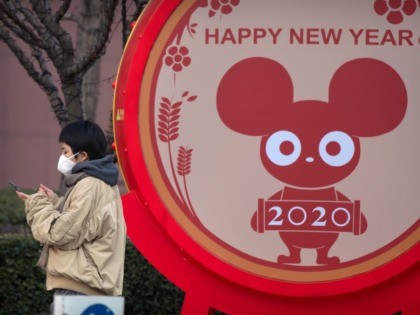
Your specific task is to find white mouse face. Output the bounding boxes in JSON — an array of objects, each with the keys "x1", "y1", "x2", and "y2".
[{"x1": 262, "y1": 125, "x2": 360, "y2": 188}]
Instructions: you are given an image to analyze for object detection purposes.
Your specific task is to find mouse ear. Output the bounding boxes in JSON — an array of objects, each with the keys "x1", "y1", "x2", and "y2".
[
  {"x1": 329, "y1": 58, "x2": 407, "y2": 137},
  {"x1": 217, "y1": 57, "x2": 293, "y2": 136}
]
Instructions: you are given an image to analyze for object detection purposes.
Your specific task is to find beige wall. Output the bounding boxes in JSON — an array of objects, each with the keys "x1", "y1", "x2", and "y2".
[{"x1": 0, "y1": 20, "x2": 125, "y2": 191}]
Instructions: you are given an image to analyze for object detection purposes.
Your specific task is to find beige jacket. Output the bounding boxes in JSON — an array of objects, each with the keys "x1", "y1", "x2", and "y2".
[{"x1": 25, "y1": 176, "x2": 126, "y2": 296}]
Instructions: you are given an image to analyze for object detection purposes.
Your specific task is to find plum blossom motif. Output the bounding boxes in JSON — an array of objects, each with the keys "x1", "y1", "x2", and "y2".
[
  {"x1": 374, "y1": 0, "x2": 418, "y2": 24},
  {"x1": 198, "y1": 0, "x2": 240, "y2": 18},
  {"x1": 164, "y1": 45, "x2": 191, "y2": 72}
]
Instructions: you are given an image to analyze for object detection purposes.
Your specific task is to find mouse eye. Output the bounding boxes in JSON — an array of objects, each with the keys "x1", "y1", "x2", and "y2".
[
  {"x1": 319, "y1": 131, "x2": 354, "y2": 167},
  {"x1": 266, "y1": 131, "x2": 301, "y2": 166}
]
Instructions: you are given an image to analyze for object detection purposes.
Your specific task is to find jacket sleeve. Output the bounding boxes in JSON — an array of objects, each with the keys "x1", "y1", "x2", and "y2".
[
  {"x1": 26, "y1": 181, "x2": 95, "y2": 248},
  {"x1": 25, "y1": 193, "x2": 61, "y2": 243},
  {"x1": 50, "y1": 193, "x2": 63, "y2": 207}
]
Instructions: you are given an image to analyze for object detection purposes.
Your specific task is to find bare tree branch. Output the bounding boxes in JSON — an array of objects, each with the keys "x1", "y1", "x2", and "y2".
[
  {"x1": 2, "y1": 0, "x2": 67, "y2": 71},
  {"x1": 54, "y1": 0, "x2": 72, "y2": 22},
  {"x1": 31, "y1": 46, "x2": 69, "y2": 126},
  {"x1": 0, "y1": 0, "x2": 149, "y2": 130},
  {"x1": 0, "y1": 23, "x2": 68, "y2": 125},
  {"x1": 0, "y1": 1, "x2": 47, "y2": 49},
  {"x1": 132, "y1": 0, "x2": 149, "y2": 21},
  {"x1": 69, "y1": 0, "x2": 118, "y2": 77},
  {"x1": 16, "y1": 4, "x2": 63, "y2": 61},
  {"x1": 0, "y1": 24, "x2": 40, "y2": 88},
  {"x1": 30, "y1": 0, "x2": 74, "y2": 71},
  {"x1": 121, "y1": 0, "x2": 149, "y2": 47}
]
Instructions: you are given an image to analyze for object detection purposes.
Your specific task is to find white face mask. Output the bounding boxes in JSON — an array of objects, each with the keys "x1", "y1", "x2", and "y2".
[{"x1": 57, "y1": 152, "x2": 79, "y2": 176}]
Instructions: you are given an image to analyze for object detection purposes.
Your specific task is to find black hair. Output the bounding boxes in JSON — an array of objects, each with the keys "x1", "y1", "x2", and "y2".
[{"x1": 59, "y1": 120, "x2": 107, "y2": 160}]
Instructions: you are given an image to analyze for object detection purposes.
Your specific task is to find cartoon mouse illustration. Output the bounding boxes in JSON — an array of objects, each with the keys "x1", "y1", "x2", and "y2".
[{"x1": 216, "y1": 57, "x2": 407, "y2": 265}]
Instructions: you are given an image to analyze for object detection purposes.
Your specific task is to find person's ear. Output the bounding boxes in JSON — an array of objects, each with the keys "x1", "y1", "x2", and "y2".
[{"x1": 78, "y1": 152, "x2": 89, "y2": 162}]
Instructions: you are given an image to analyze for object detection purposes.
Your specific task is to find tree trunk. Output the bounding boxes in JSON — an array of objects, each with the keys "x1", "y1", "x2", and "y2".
[
  {"x1": 61, "y1": 75, "x2": 83, "y2": 123},
  {"x1": 76, "y1": 0, "x2": 102, "y2": 121}
]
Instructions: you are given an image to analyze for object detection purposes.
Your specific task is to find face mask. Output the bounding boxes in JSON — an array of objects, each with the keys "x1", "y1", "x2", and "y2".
[{"x1": 57, "y1": 152, "x2": 79, "y2": 176}]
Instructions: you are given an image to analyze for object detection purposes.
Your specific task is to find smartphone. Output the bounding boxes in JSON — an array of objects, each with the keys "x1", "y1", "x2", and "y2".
[{"x1": 8, "y1": 181, "x2": 21, "y2": 192}]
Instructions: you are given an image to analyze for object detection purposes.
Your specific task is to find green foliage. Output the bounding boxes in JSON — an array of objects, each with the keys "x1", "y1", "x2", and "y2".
[
  {"x1": 0, "y1": 236, "x2": 184, "y2": 315},
  {"x1": 0, "y1": 187, "x2": 28, "y2": 225},
  {"x1": 0, "y1": 235, "x2": 53, "y2": 315}
]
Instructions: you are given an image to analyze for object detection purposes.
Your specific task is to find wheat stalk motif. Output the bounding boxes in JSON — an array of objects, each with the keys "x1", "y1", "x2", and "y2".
[
  {"x1": 158, "y1": 97, "x2": 181, "y2": 142},
  {"x1": 177, "y1": 146, "x2": 196, "y2": 217},
  {"x1": 157, "y1": 92, "x2": 197, "y2": 216}
]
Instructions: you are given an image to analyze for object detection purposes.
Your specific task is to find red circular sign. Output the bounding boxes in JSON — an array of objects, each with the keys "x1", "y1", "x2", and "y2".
[{"x1": 114, "y1": 1, "x2": 419, "y2": 313}]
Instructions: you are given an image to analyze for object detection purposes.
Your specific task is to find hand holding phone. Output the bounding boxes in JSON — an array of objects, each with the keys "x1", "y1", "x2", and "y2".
[
  {"x1": 9, "y1": 181, "x2": 21, "y2": 192},
  {"x1": 10, "y1": 182, "x2": 28, "y2": 200}
]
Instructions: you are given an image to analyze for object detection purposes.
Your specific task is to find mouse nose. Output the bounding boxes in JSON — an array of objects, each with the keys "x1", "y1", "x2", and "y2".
[{"x1": 306, "y1": 157, "x2": 314, "y2": 162}]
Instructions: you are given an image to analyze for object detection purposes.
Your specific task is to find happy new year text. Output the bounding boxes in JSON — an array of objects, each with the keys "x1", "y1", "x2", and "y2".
[{"x1": 204, "y1": 28, "x2": 416, "y2": 46}]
